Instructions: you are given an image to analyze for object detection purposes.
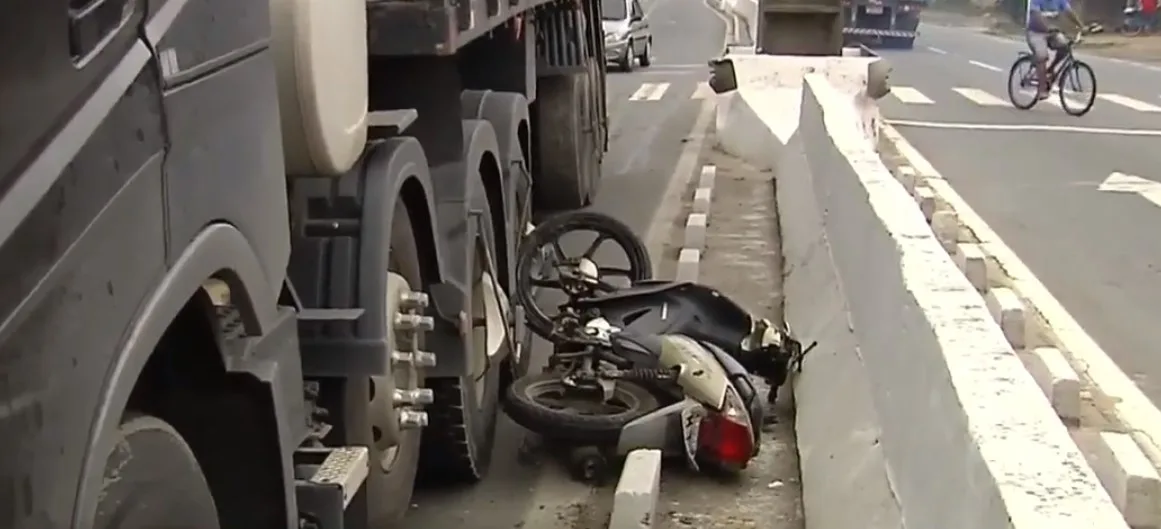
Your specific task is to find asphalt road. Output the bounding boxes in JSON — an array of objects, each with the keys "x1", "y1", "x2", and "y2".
[
  {"x1": 394, "y1": 1, "x2": 726, "y2": 528},
  {"x1": 878, "y1": 22, "x2": 1161, "y2": 403}
]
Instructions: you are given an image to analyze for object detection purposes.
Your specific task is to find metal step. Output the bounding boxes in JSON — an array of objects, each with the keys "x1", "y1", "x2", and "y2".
[{"x1": 295, "y1": 446, "x2": 370, "y2": 529}]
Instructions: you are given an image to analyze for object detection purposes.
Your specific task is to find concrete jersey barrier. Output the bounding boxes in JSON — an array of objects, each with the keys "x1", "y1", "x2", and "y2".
[{"x1": 714, "y1": 55, "x2": 1129, "y2": 529}]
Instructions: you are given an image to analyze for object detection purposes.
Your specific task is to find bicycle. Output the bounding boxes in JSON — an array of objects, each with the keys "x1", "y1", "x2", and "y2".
[{"x1": 1007, "y1": 29, "x2": 1098, "y2": 116}]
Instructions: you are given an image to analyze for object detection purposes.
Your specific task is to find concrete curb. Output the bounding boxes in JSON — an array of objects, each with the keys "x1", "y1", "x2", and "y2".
[
  {"x1": 609, "y1": 165, "x2": 720, "y2": 529},
  {"x1": 882, "y1": 124, "x2": 1156, "y2": 528},
  {"x1": 610, "y1": 449, "x2": 663, "y2": 529}
]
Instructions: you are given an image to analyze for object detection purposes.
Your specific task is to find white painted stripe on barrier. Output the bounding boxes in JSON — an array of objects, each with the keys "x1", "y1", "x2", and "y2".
[
  {"x1": 882, "y1": 122, "x2": 1135, "y2": 528},
  {"x1": 610, "y1": 449, "x2": 662, "y2": 529}
]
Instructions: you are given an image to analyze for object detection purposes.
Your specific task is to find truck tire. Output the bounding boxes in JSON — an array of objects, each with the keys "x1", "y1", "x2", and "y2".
[
  {"x1": 534, "y1": 72, "x2": 601, "y2": 211},
  {"x1": 327, "y1": 199, "x2": 427, "y2": 525},
  {"x1": 95, "y1": 415, "x2": 220, "y2": 529},
  {"x1": 420, "y1": 191, "x2": 502, "y2": 483}
]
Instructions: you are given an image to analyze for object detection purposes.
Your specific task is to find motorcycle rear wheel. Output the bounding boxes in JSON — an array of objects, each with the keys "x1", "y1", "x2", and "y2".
[{"x1": 503, "y1": 373, "x2": 660, "y2": 443}]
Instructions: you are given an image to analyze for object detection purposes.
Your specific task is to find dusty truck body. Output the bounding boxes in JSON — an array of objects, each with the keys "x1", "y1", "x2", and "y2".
[
  {"x1": 842, "y1": 0, "x2": 926, "y2": 48},
  {"x1": 0, "y1": 0, "x2": 607, "y2": 528}
]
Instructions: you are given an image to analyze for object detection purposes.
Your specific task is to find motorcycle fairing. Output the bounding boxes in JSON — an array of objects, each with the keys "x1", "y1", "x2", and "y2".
[
  {"x1": 571, "y1": 281, "x2": 753, "y2": 351},
  {"x1": 657, "y1": 335, "x2": 731, "y2": 409}
]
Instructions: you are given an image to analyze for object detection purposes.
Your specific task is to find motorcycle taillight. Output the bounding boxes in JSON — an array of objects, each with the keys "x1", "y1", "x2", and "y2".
[{"x1": 697, "y1": 386, "x2": 756, "y2": 470}]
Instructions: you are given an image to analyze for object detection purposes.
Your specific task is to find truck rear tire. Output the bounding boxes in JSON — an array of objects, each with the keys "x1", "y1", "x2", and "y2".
[
  {"x1": 534, "y1": 72, "x2": 601, "y2": 211},
  {"x1": 95, "y1": 415, "x2": 220, "y2": 529},
  {"x1": 328, "y1": 199, "x2": 427, "y2": 525},
  {"x1": 420, "y1": 192, "x2": 502, "y2": 483}
]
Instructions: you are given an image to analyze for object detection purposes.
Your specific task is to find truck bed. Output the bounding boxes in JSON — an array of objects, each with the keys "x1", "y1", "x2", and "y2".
[{"x1": 368, "y1": 0, "x2": 576, "y2": 56}]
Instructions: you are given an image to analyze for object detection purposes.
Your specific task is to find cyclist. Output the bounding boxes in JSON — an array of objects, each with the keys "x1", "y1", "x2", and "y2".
[{"x1": 1027, "y1": 0, "x2": 1085, "y2": 100}]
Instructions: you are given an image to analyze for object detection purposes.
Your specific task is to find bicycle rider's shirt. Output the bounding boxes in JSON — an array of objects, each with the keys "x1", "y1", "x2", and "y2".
[{"x1": 1028, "y1": 0, "x2": 1069, "y2": 33}]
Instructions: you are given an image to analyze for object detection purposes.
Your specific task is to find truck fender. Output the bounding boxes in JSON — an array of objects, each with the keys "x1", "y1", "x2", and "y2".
[
  {"x1": 424, "y1": 122, "x2": 503, "y2": 378},
  {"x1": 72, "y1": 223, "x2": 279, "y2": 529},
  {"x1": 347, "y1": 137, "x2": 447, "y2": 339},
  {"x1": 461, "y1": 90, "x2": 531, "y2": 289}
]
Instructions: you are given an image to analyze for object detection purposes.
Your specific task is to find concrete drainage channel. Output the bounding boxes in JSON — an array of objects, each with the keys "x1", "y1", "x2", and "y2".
[
  {"x1": 610, "y1": 149, "x2": 804, "y2": 528},
  {"x1": 605, "y1": 46, "x2": 1153, "y2": 529}
]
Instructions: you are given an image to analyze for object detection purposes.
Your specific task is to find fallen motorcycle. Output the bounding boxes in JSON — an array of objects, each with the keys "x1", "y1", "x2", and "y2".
[{"x1": 502, "y1": 211, "x2": 808, "y2": 483}]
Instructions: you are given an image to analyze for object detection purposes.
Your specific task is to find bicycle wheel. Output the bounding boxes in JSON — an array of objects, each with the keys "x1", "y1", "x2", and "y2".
[
  {"x1": 1007, "y1": 55, "x2": 1039, "y2": 110},
  {"x1": 1059, "y1": 60, "x2": 1096, "y2": 116}
]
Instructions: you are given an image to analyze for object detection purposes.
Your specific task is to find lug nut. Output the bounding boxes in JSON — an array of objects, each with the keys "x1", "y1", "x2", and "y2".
[
  {"x1": 393, "y1": 388, "x2": 435, "y2": 406},
  {"x1": 391, "y1": 351, "x2": 414, "y2": 365},
  {"x1": 399, "y1": 410, "x2": 428, "y2": 429},
  {"x1": 414, "y1": 351, "x2": 437, "y2": 367},
  {"x1": 399, "y1": 291, "x2": 430, "y2": 310},
  {"x1": 395, "y1": 313, "x2": 434, "y2": 332}
]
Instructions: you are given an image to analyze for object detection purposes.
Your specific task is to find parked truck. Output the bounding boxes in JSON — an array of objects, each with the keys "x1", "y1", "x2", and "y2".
[
  {"x1": 842, "y1": 0, "x2": 926, "y2": 48},
  {"x1": 0, "y1": 0, "x2": 608, "y2": 528}
]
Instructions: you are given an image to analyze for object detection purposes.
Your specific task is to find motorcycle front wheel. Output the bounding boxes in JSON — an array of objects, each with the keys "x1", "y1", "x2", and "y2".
[{"x1": 503, "y1": 373, "x2": 660, "y2": 443}]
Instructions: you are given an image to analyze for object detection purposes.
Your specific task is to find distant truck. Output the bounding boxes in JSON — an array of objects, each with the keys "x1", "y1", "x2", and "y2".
[{"x1": 842, "y1": 0, "x2": 926, "y2": 48}]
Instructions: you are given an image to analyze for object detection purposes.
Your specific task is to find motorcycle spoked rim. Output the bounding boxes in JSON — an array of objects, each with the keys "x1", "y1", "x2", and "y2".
[{"x1": 514, "y1": 211, "x2": 653, "y2": 340}]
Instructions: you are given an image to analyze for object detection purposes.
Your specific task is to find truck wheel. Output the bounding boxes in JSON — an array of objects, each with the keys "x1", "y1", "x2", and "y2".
[
  {"x1": 334, "y1": 199, "x2": 428, "y2": 525},
  {"x1": 95, "y1": 415, "x2": 220, "y2": 529},
  {"x1": 420, "y1": 195, "x2": 502, "y2": 483},
  {"x1": 534, "y1": 73, "x2": 600, "y2": 211}
]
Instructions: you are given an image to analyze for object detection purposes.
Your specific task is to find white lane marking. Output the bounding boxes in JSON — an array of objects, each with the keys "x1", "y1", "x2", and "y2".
[
  {"x1": 891, "y1": 86, "x2": 935, "y2": 104},
  {"x1": 1098, "y1": 94, "x2": 1161, "y2": 112},
  {"x1": 969, "y1": 60, "x2": 1003, "y2": 72},
  {"x1": 928, "y1": 46, "x2": 948, "y2": 54},
  {"x1": 629, "y1": 84, "x2": 654, "y2": 101},
  {"x1": 953, "y1": 87, "x2": 1007, "y2": 106},
  {"x1": 1100, "y1": 172, "x2": 1161, "y2": 209},
  {"x1": 629, "y1": 82, "x2": 669, "y2": 101},
  {"x1": 1044, "y1": 89, "x2": 1084, "y2": 111},
  {"x1": 882, "y1": 122, "x2": 1161, "y2": 474},
  {"x1": 646, "y1": 82, "x2": 669, "y2": 100},
  {"x1": 887, "y1": 118, "x2": 1161, "y2": 136}
]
